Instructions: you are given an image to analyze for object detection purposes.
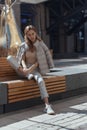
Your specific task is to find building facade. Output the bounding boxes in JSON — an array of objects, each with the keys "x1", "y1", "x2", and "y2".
[{"x1": 13, "y1": 0, "x2": 87, "y2": 59}]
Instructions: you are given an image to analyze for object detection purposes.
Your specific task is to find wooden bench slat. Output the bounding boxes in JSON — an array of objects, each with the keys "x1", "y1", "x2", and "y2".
[
  {"x1": 8, "y1": 94, "x2": 40, "y2": 103},
  {"x1": 8, "y1": 84, "x2": 66, "y2": 96},
  {"x1": 6, "y1": 77, "x2": 65, "y2": 87},
  {"x1": 7, "y1": 80, "x2": 65, "y2": 88},
  {"x1": 8, "y1": 83, "x2": 66, "y2": 94},
  {"x1": 8, "y1": 88, "x2": 66, "y2": 103},
  {"x1": 8, "y1": 89, "x2": 66, "y2": 103},
  {"x1": 9, "y1": 92, "x2": 40, "y2": 99},
  {"x1": 44, "y1": 76, "x2": 65, "y2": 82}
]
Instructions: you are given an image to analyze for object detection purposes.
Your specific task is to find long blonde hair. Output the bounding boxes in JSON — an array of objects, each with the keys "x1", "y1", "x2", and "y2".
[{"x1": 24, "y1": 25, "x2": 41, "y2": 52}]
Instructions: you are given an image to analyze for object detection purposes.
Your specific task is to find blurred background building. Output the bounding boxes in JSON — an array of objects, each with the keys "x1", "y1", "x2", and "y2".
[{"x1": 0, "y1": 0, "x2": 87, "y2": 59}]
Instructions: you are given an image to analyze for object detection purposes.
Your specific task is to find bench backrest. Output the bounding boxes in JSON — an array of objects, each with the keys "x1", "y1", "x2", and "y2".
[{"x1": 0, "y1": 57, "x2": 19, "y2": 81}]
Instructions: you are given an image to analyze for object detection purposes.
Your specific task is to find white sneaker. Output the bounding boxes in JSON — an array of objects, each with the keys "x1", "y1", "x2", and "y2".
[{"x1": 44, "y1": 105, "x2": 55, "y2": 115}]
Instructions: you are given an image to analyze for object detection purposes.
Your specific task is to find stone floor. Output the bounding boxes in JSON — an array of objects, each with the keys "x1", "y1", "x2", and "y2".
[{"x1": 0, "y1": 94, "x2": 87, "y2": 129}]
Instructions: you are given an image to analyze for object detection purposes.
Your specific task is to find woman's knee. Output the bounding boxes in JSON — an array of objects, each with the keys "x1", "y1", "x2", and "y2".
[
  {"x1": 34, "y1": 75, "x2": 44, "y2": 83},
  {"x1": 38, "y1": 77, "x2": 44, "y2": 83},
  {"x1": 27, "y1": 74, "x2": 34, "y2": 80}
]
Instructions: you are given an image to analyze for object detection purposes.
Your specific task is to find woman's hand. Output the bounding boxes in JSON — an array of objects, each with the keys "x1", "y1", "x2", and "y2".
[
  {"x1": 18, "y1": 66, "x2": 25, "y2": 74},
  {"x1": 23, "y1": 68, "x2": 32, "y2": 75},
  {"x1": 24, "y1": 62, "x2": 38, "y2": 75},
  {"x1": 18, "y1": 62, "x2": 39, "y2": 76}
]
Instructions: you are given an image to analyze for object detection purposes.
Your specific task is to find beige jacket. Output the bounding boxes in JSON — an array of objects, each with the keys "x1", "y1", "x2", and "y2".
[
  {"x1": 34, "y1": 40, "x2": 54, "y2": 75},
  {"x1": 16, "y1": 40, "x2": 54, "y2": 75}
]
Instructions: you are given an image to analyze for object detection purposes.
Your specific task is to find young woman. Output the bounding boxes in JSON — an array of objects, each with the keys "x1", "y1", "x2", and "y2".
[{"x1": 7, "y1": 25, "x2": 55, "y2": 115}]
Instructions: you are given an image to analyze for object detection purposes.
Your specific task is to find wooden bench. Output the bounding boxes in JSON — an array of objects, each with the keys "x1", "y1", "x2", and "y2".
[{"x1": 0, "y1": 57, "x2": 66, "y2": 112}]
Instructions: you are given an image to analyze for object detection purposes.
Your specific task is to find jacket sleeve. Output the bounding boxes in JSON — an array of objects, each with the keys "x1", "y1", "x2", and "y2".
[
  {"x1": 40, "y1": 41, "x2": 54, "y2": 68},
  {"x1": 16, "y1": 42, "x2": 28, "y2": 65}
]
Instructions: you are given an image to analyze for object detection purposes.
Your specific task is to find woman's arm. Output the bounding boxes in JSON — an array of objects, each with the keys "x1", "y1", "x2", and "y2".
[
  {"x1": 19, "y1": 52, "x2": 38, "y2": 75},
  {"x1": 21, "y1": 60, "x2": 27, "y2": 69},
  {"x1": 18, "y1": 62, "x2": 38, "y2": 75},
  {"x1": 40, "y1": 41, "x2": 54, "y2": 68},
  {"x1": 24, "y1": 62, "x2": 38, "y2": 74},
  {"x1": 19, "y1": 55, "x2": 38, "y2": 75}
]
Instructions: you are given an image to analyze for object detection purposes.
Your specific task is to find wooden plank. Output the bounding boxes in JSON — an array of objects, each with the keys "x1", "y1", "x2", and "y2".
[
  {"x1": 8, "y1": 83, "x2": 66, "y2": 93},
  {"x1": 45, "y1": 76, "x2": 65, "y2": 80},
  {"x1": 6, "y1": 76, "x2": 65, "y2": 87},
  {"x1": 8, "y1": 94, "x2": 40, "y2": 103},
  {"x1": 8, "y1": 85, "x2": 66, "y2": 96},
  {"x1": 8, "y1": 87, "x2": 39, "y2": 95},
  {"x1": 0, "y1": 57, "x2": 18, "y2": 81},
  {"x1": 8, "y1": 83, "x2": 66, "y2": 103},
  {"x1": 7, "y1": 80, "x2": 65, "y2": 89},
  {"x1": 8, "y1": 91, "x2": 40, "y2": 98},
  {"x1": 8, "y1": 89, "x2": 66, "y2": 103}
]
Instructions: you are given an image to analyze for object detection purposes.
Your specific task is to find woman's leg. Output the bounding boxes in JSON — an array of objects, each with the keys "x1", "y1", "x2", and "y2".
[
  {"x1": 43, "y1": 97, "x2": 49, "y2": 105},
  {"x1": 33, "y1": 72, "x2": 49, "y2": 100},
  {"x1": 7, "y1": 55, "x2": 20, "y2": 70},
  {"x1": 33, "y1": 71, "x2": 55, "y2": 114},
  {"x1": 7, "y1": 55, "x2": 26, "y2": 78}
]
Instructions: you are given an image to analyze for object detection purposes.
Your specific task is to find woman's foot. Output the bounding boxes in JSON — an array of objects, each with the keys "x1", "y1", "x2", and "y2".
[{"x1": 44, "y1": 104, "x2": 55, "y2": 115}]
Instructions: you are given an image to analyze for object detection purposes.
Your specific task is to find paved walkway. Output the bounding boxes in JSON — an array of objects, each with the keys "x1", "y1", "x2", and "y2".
[
  {"x1": 0, "y1": 94, "x2": 87, "y2": 129},
  {"x1": 0, "y1": 57, "x2": 87, "y2": 129}
]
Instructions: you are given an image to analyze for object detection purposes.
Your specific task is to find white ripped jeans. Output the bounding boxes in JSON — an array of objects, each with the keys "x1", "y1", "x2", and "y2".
[
  {"x1": 7, "y1": 55, "x2": 49, "y2": 99},
  {"x1": 27, "y1": 71, "x2": 49, "y2": 99}
]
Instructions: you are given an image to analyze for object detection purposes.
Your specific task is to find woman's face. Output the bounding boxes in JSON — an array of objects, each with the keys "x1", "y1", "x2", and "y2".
[{"x1": 26, "y1": 29, "x2": 37, "y2": 43}]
